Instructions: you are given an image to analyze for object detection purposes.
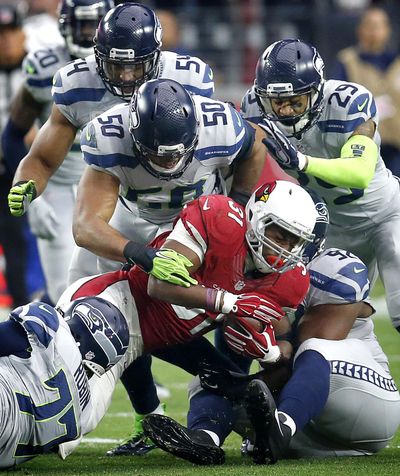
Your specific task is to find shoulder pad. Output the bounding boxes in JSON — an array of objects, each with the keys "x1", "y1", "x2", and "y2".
[
  {"x1": 307, "y1": 247, "x2": 369, "y2": 305},
  {"x1": 318, "y1": 80, "x2": 377, "y2": 134},
  {"x1": 194, "y1": 96, "x2": 247, "y2": 164},
  {"x1": 23, "y1": 46, "x2": 70, "y2": 102},
  {"x1": 10, "y1": 302, "x2": 60, "y2": 349},
  {"x1": 159, "y1": 51, "x2": 214, "y2": 97}
]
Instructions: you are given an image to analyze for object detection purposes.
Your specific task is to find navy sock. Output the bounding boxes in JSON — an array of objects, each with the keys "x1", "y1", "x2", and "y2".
[
  {"x1": 278, "y1": 349, "x2": 330, "y2": 432},
  {"x1": 188, "y1": 390, "x2": 234, "y2": 444},
  {"x1": 120, "y1": 354, "x2": 160, "y2": 415}
]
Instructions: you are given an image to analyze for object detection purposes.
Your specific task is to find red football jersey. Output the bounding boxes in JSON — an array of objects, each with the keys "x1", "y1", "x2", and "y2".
[
  {"x1": 178, "y1": 195, "x2": 309, "y2": 308},
  {"x1": 68, "y1": 195, "x2": 309, "y2": 353}
]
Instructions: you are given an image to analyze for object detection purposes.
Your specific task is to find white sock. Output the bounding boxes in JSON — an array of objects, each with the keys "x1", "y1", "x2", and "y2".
[
  {"x1": 200, "y1": 429, "x2": 220, "y2": 446},
  {"x1": 150, "y1": 403, "x2": 165, "y2": 415}
]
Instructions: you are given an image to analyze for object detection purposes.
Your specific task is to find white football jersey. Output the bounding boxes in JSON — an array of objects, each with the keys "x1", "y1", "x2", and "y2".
[
  {"x1": 80, "y1": 95, "x2": 251, "y2": 225},
  {"x1": 0, "y1": 306, "x2": 92, "y2": 468},
  {"x1": 23, "y1": 45, "x2": 84, "y2": 185},
  {"x1": 52, "y1": 51, "x2": 215, "y2": 129},
  {"x1": 241, "y1": 80, "x2": 400, "y2": 227},
  {"x1": 299, "y1": 248, "x2": 387, "y2": 366}
]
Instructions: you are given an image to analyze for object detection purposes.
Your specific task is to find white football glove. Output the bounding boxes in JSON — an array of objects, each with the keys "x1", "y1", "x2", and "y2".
[{"x1": 27, "y1": 196, "x2": 59, "y2": 240}]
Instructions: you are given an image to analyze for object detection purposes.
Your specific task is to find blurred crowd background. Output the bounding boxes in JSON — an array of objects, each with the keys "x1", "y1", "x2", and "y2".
[
  {"x1": 1, "y1": 0, "x2": 400, "y2": 306},
  {"x1": 141, "y1": 0, "x2": 400, "y2": 103}
]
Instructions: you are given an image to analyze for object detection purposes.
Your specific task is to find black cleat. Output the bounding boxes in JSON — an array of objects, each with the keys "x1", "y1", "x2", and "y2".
[
  {"x1": 244, "y1": 379, "x2": 291, "y2": 464},
  {"x1": 143, "y1": 414, "x2": 225, "y2": 465},
  {"x1": 106, "y1": 433, "x2": 156, "y2": 456}
]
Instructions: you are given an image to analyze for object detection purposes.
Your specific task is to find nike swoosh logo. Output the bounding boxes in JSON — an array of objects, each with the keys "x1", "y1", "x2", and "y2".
[
  {"x1": 39, "y1": 304, "x2": 54, "y2": 315},
  {"x1": 357, "y1": 98, "x2": 368, "y2": 112},
  {"x1": 203, "y1": 198, "x2": 211, "y2": 210},
  {"x1": 354, "y1": 267, "x2": 364, "y2": 274}
]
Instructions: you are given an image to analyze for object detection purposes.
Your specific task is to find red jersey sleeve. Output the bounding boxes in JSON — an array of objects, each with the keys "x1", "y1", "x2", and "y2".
[{"x1": 179, "y1": 195, "x2": 246, "y2": 254}]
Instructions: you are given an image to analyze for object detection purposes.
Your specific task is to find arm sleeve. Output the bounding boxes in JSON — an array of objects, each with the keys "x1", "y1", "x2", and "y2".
[
  {"x1": 1, "y1": 119, "x2": 29, "y2": 175},
  {"x1": 0, "y1": 320, "x2": 30, "y2": 357},
  {"x1": 305, "y1": 135, "x2": 378, "y2": 189}
]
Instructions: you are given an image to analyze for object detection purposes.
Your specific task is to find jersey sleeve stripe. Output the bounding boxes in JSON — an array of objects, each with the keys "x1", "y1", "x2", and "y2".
[
  {"x1": 310, "y1": 270, "x2": 359, "y2": 301},
  {"x1": 317, "y1": 117, "x2": 366, "y2": 133},
  {"x1": 195, "y1": 141, "x2": 245, "y2": 163},
  {"x1": 52, "y1": 87, "x2": 106, "y2": 106},
  {"x1": 82, "y1": 151, "x2": 137, "y2": 168},
  {"x1": 183, "y1": 84, "x2": 214, "y2": 98},
  {"x1": 27, "y1": 77, "x2": 53, "y2": 88}
]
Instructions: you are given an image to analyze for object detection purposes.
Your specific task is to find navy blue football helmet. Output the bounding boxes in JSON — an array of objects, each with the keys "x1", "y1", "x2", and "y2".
[
  {"x1": 302, "y1": 188, "x2": 329, "y2": 264},
  {"x1": 255, "y1": 39, "x2": 325, "y2": 138},
  {"x1": 63, "y1": 297, "x2": 129, "y2": 377},
  {"x1": 94, "y1": 2, "x2": 162, "y2": 99},
  {"x1": 58, "y1": 0, "x2": 113, "y2": 59},
  {"x1": 129, "y1": 79, "x2": 199, "y2": 180}
]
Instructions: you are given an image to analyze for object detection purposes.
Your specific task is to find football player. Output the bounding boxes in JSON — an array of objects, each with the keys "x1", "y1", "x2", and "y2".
[
  {"x1": 0, "y1": 299, "x2": 129, "y2": 469},
  {"x1": 3, "y1": 0, "x2": 113, "y2": 305},
  {"x1": 53, "y1": 180, "x2": 317, "y2": 459},
  {"x1": 7, "y1": 4, "x2": 218, "y2": 446},
  {"x1": 241, "y1": 38, "x2": 400, "y2": 335},
  {"x1": 72, "y1": 75, "x2": 268, "y2": 456},
  {"x1": 143, "y1": 192, "x2": 400, "y2": 465},
  {"x1": 242, "y1": 246, "x2": 400, "y2": 463},
  {"x1": 7, "y1": 2, "x2": 215, "y2": 283},
  {"x1": 75, "y1": 78, "x2": 267, "y2": 275}
]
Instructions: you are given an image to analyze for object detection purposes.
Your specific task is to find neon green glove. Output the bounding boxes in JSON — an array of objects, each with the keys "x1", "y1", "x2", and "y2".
[
  {"x1": 151, "y1": 249, "x2": 198, "y2": 287},
  {"x1": 8, "y1": 180, "x2": 37, "y2": 217}
]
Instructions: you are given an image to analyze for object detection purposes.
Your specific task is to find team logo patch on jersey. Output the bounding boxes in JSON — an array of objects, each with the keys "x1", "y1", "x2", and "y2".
[{"x1": 85, "y1": 123, "x2": 97, "y2": 148}]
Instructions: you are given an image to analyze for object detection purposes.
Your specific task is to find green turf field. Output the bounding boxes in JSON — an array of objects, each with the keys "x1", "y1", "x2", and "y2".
[{"x1": 12, "y1": 307, "x2": 400, "y2": 476}]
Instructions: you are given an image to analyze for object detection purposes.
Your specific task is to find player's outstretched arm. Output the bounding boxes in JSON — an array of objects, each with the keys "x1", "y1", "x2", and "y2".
[
  {"x1": 2, "y1": 85, "x2": 43, "y2": 176},
  {"x1": 230, "y1": 122, "x2": 267, "y2": 204},
  {"x1": 73, "y1": 166, "x2": 125, "y2": 262},
  {"x1": 260, "y1": 117, "x2": 378, "y2": 189},
  {"x1": 12, "y1": 104, "x2": 78, "y2": 197},
  {"x1": 297, "y1": 301, "x2": 373, "y2": 344}
]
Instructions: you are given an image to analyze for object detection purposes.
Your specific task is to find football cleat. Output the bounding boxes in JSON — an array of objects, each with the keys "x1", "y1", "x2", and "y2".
[
  {"x1": 198, "y1": 362, "x2": 253, "y2": 400},
  {"x1": 244, "y1": 379, "x2": 291, "y2": 464},
  {"x1": 143, "y1": 414, "x2": 225, "y2": 465},
  {"x1": 106, "y1": 410, "x2": 157, "y2": 456}
]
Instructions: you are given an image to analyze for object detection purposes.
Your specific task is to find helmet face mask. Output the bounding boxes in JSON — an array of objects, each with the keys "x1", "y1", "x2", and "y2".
[
  {"x1": 63, "y1": 297, "x2": 129, "y2": 377},
  {"x1": 94, "y1": 3, "x2": 162, "y2": 99},
  {"x1": 255, "y1": 39, "x2": 325, "y2": 138},
  {"x1": 245, "y1": 181, "x2": 317, "y2": 273},
  {"x1": 59, "y1": 0, "x2": 113, "y2": 59},
  {"x1": 129, "y1": 79, "x2": 199, "y2": 180}
]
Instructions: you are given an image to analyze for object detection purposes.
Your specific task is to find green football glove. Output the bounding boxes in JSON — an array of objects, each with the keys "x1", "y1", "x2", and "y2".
[
  {"x1": 151, "y1": 249, "x2": 198, "y2": 287},
  {"x1": 123, "y1": 241, "x2": 198, "y2": 287},
  {"x1": 8, "y1": 180, "x2": 37, "y2": 217}
]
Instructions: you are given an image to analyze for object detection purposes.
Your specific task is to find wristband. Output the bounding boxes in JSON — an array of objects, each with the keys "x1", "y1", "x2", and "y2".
[
  {"x1": 220, "y1": 291, "x2": 238, "y2": 314},
  {"x1": 123, "y1": 241, "x2": 156, "y2": 272}
]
